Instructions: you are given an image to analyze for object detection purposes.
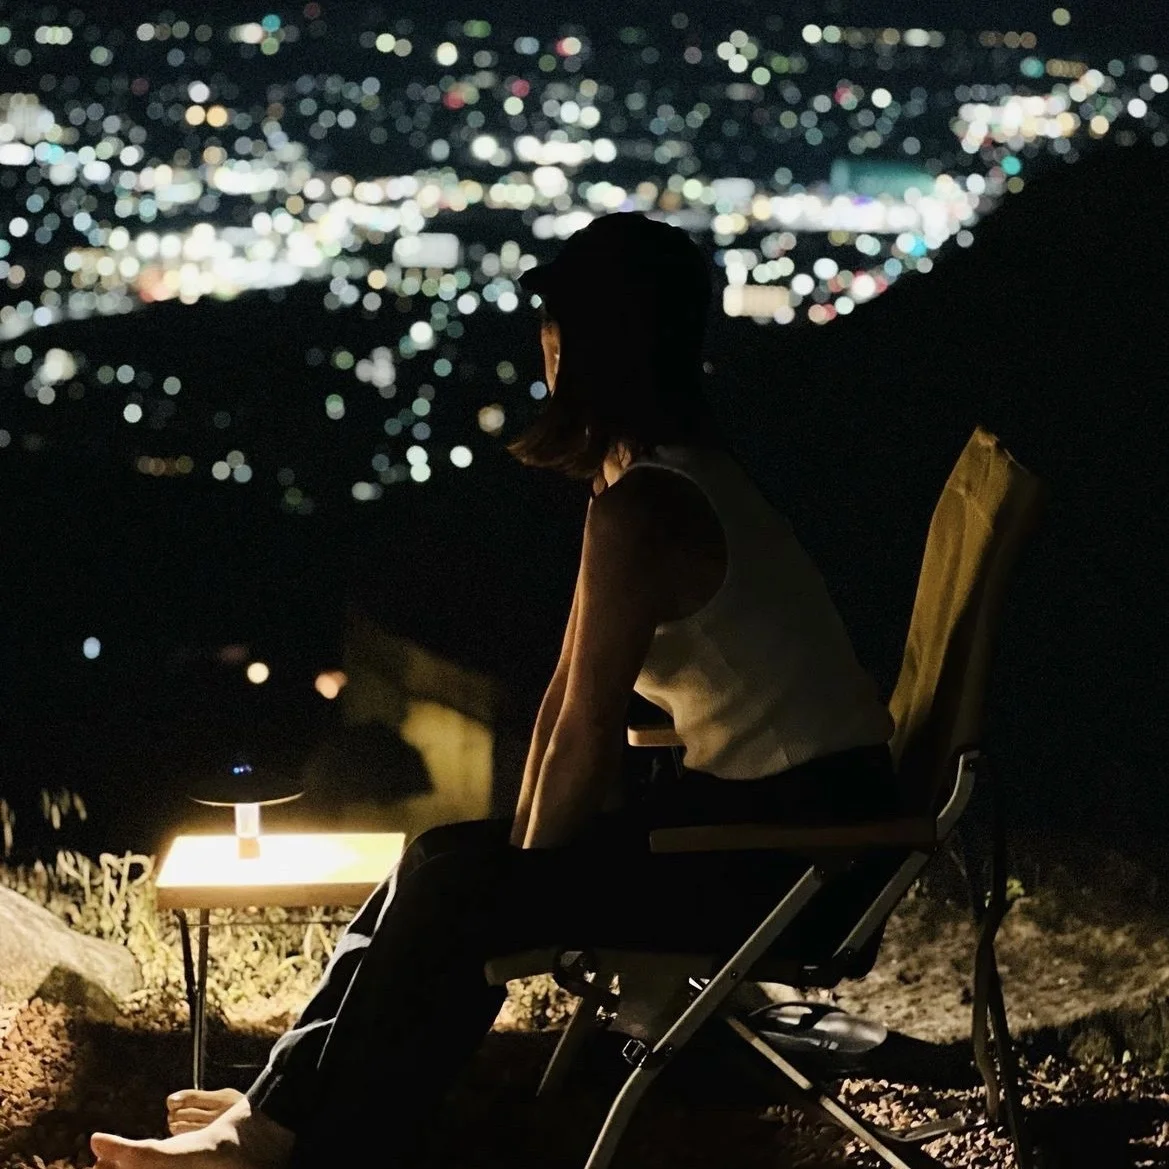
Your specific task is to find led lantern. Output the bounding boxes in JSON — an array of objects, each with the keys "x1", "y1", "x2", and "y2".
[{"x1": 189, "y1": 758, "x2": 303, "y2": 860}]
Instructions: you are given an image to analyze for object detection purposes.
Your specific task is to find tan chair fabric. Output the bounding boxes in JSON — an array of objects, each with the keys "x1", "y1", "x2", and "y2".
[{"x1": 888, "y1": 425, "x2": 1048, "y2": 816}]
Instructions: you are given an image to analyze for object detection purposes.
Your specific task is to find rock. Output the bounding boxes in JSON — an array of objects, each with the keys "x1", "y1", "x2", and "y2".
[
  {"x1": 0, "y1": 885, "x2": 140, "y2": 1014},
  {"x1": 36, "y1": 965, "x2": 124, "y2": 1023},
  {"x1": 1118, "y1": 998, "x2": 1169, "y2": 1068},
  {"x1": 1055, "y1": 997, "x2": 1169, "y2": 1070},
  {"x1": 1065, "y1": 1023, "x2": 1118, "y2": 1066}
]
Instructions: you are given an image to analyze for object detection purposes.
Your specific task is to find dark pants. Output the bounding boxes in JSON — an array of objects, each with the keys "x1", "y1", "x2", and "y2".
[{"x1": 247, "y1": 742, "x2": 899, "y2": 1166}]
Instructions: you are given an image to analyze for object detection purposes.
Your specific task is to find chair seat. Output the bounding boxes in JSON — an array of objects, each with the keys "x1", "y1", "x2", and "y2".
[
  {"x1": 649, "y1": 816, "x2": 936, "y2": 853},
  {"x1": 484, "y1": 944, "x2": 867, "y2": 990}
]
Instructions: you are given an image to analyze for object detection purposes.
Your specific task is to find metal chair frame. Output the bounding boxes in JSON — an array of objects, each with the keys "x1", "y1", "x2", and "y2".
[{"x1": 488, "y1": 748, "x2": 1032, "y2": 1169}]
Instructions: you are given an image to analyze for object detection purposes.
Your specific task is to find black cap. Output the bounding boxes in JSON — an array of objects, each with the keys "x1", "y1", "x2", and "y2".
[
  {"x1": 518, "y1": 211, "x2": 710, "y2": 312},
  {"x1": 188, "y1": 758, "x2": 304, "y2": 807}
]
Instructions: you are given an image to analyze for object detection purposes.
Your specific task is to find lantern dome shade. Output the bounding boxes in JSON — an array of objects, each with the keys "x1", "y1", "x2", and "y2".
[{"x1": 188, "y1": 759, "x2": 304, "y2": 808}]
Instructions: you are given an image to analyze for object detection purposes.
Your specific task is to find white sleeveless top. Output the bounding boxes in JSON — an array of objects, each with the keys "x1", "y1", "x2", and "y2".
[{"x1": 623, "y1": 445, "x2": 894, "y2": 779}]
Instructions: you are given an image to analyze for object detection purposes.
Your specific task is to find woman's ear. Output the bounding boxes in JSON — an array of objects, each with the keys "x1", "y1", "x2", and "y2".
[{"x1": 540, "y1": 319, "x2": 562, "y2": 393}]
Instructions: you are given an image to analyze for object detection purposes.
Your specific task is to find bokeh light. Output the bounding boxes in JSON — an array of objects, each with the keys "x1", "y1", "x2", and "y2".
[
  {"x1": 0, "y1": 6, "x2": 1162, "y2": 508},
  {"x1": 314, "y1": 669, "x2": 348, "y2": 699}
]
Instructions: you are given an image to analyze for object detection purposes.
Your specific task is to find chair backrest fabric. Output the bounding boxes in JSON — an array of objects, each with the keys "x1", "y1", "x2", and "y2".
[{"x1": 887, "y1": 426, "x2": 1048, "y2": 816}]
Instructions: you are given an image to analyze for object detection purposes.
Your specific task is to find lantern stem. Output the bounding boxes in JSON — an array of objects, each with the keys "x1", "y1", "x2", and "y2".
[{"x1": 235, "y1": 802, "x2": 261, "y2": 859}]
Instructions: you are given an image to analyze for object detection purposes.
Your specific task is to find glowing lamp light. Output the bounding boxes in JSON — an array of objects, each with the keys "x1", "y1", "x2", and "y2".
[
  {"x1": 189, "y1": 759, "x2": 303, "y2": 860},
  {"x1": 156, "y1": 832, "x2": 406, "y2": 911}
]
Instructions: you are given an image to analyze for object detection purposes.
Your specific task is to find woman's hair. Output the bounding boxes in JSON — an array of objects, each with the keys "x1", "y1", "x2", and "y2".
[{"x1": 507, "y1": 258, "x2": 720, "y2": 480}]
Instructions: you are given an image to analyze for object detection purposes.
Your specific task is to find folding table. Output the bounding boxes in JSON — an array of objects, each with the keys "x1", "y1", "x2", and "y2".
[{"x1": 155, "y1": 831, "x2": 405, "y2": 1089}]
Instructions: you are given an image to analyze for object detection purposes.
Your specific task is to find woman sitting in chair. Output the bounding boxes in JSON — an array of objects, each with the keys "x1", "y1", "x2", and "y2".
[{"x1": 91, "y1": 212, "x2": 900, "y2": 1169}]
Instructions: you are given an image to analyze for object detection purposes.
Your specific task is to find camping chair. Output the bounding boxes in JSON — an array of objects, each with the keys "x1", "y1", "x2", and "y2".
[{"x1": 485, "y1": 425, "x2": 1048, "y2": 1169}]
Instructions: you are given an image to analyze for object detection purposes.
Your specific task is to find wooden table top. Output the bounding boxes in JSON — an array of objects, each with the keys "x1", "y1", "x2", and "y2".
[{"x1": 155, "y1": 832, "x2": 406, "y2": 911}]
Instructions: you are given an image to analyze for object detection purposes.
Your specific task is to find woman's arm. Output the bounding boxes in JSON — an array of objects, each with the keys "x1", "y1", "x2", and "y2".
[
  {"x1": 509, "y1": 574, "x2": 581, "y2": 847},
  {"x1": 522, "y1": 478, "x2": 666, "y2": 849}
]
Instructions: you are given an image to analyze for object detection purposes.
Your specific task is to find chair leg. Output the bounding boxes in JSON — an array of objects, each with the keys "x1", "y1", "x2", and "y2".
[
  {"x1": 581, "y1": 865, "x2": 829, "y2": 1169},
  {"x1": 583, "y1": 1050, "x2": 667, "y2": 1169},
  {"x1": 963, "y1": 754, "x2": 1033, "y2": 1166},
  {"x1": 971, "y1": 916, "x2": 1001, "y2": 1124},
  {"x1": 538, "y1": 983, "x2": 606, "y2": 1097},
  {"x1": 724, "y1": 1016, "x2": 948, "y2": 1169},
  {"x1": 985, "y1": 956, "x2": 1033, "y2": 1169}
]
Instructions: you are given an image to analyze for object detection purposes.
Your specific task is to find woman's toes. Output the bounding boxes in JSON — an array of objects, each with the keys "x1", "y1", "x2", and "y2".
[
  {"x1": 168, "y1": 1111, "x2": 224, "y2": 1136},
  {"x1": 168, "y1": 1088, "x2": 244, "y2": 1114},
  {"x1": 166, "y1": 1088, "x2": 246, "y2": 1134}
]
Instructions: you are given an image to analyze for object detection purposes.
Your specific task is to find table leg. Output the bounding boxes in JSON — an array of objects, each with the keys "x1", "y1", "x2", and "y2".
[
  {"x1": 175, "y1": 908, "x2": 211, "y2": 1090},
  {"x1": 196, "y1": 909, "x2": 210, "y2": 1090},
  {"x1": 176, "y1": 910, "x2": 199, "y2": 1088}
]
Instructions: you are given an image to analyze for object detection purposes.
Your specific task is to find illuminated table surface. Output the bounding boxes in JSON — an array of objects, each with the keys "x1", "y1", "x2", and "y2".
[{"x1": 156, "y1": 832, "x2": 406, "y2": 911}]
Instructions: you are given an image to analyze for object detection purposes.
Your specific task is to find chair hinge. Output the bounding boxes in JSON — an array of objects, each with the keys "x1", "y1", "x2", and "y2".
[{"x1": 622, "y1": 1039, "x2": 674, "y2": 1069}]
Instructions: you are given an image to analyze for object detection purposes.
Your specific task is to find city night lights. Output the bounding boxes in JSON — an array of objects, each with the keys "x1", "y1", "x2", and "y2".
[{"x1": 0, "y1": 5, "x2": 1164, "y2": 509}]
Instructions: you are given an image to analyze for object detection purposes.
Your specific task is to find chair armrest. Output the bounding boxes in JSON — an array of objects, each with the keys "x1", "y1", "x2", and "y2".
[
  {"x1": 649, "y1": 816, "x2": 937, "y2": 854},
  {"x1": 627, "y1": 724, "x2": 683, "y2": 748}
]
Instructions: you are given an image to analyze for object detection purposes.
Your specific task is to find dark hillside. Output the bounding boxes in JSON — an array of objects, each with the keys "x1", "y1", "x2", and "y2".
[{"x1": 708, "y1": 141, "x2": 1169, "y2": 861}]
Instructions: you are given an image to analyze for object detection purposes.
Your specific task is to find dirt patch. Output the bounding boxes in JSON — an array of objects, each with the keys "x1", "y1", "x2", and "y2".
[{"x1": 818, "y1": 884, "x2": 1169, "y2": 1059}]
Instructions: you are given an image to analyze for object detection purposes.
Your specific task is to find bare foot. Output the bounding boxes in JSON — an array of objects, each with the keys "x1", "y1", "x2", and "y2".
[
  {"x1": 92, "y1": 1094, "x2": 294, "y2": 1169},
  {"x1": 167, "y1": 1088, "x2": 246, "y2": 1135}
]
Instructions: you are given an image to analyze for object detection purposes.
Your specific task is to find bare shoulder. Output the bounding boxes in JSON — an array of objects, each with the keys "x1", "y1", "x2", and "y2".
[
  {"x1": 593, "y1": 465, "x2": 666, "y2": 515},
  {"x1": 588, "y1": 465, "x2": 719, "y2": 567},
  {"x1": 594, "y1": 463, "x2": 707, "y2": 522},
  {"x1": 586, "y1": 466, "x2": 725, "y2": 621},
  {"x1": 605, "y1": 463, "x2": 721, "y2": 538},
  {"x1": 586, "y1": 467, "x2": 684, "y2": 549}
]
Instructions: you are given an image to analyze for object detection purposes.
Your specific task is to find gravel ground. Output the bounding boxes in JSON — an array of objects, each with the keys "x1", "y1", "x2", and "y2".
[
  {"x1": 3, "y1": 850, "x2": 1168, "y2": 1168},
  {"x1": 1, "y1": 995, "x2": 1167, "y2": 1169}
]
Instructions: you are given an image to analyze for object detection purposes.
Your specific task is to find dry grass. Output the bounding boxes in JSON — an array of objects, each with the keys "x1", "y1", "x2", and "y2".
[
  {"x1": 2, "y1": 848, "x2": 338, "y2": 1028},
  {"x1": 0, "y1": 845, "x2": 574, "y2": 1035}
]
